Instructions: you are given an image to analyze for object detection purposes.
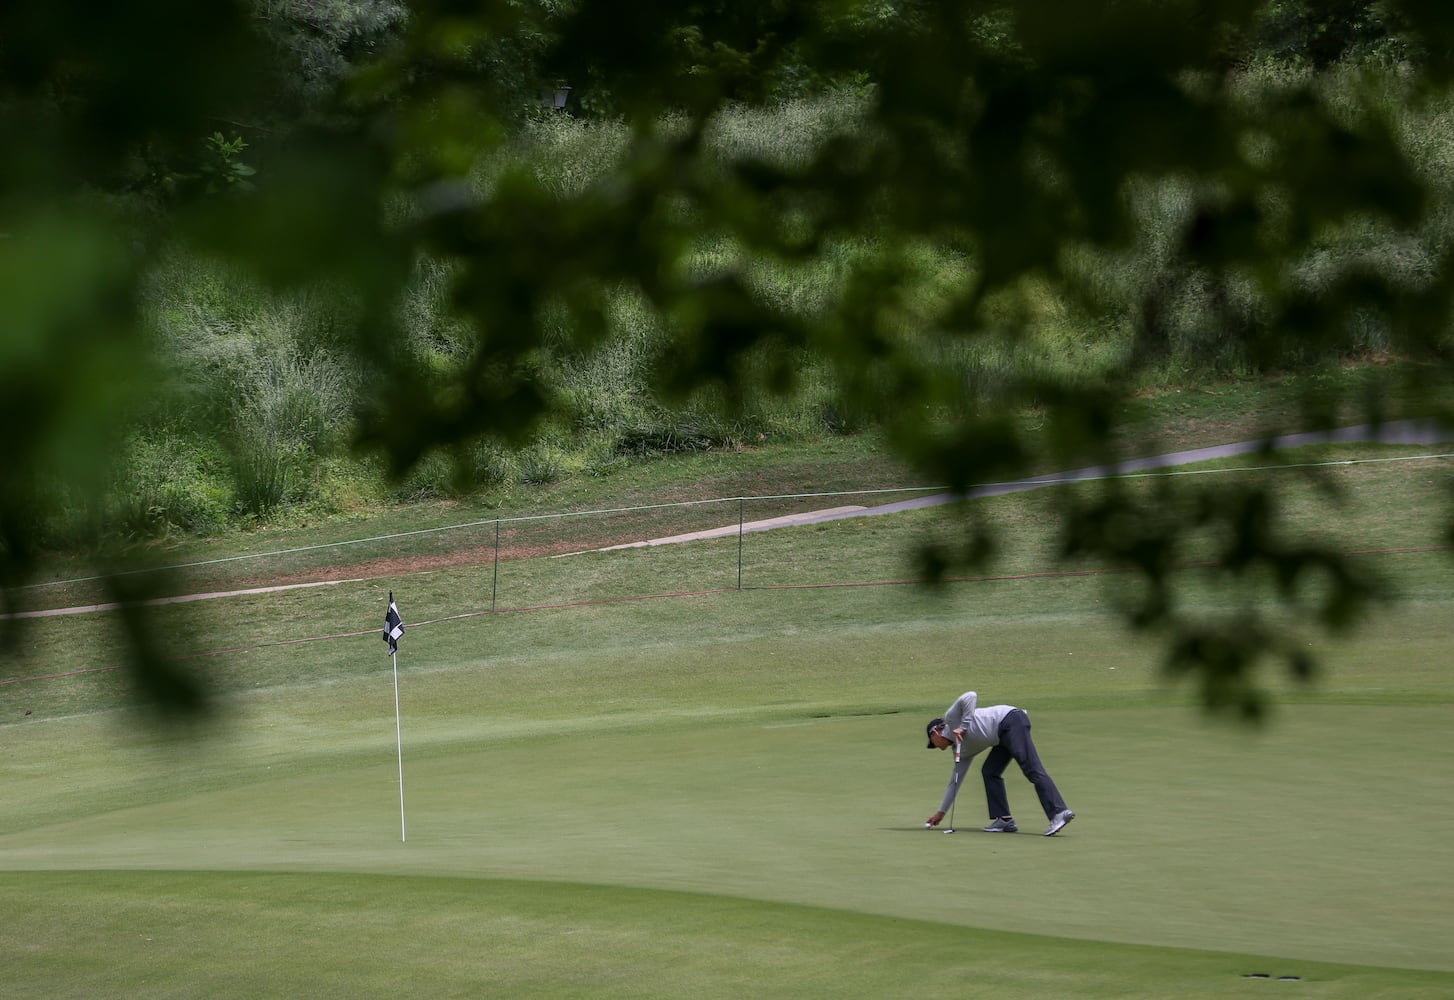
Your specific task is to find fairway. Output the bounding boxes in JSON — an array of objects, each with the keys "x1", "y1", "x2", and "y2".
[{"x1": 3, "y1": 452, "x2": 1454, "y2": 997}]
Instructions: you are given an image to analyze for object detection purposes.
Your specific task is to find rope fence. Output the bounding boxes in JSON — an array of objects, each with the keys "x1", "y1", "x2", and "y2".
[
  {"x1": 15, "y1": 445, "x2": 1454, "y2": 614},
  {"x1": 3, "y1": 445, "x2": 1453, "y2": 703}
]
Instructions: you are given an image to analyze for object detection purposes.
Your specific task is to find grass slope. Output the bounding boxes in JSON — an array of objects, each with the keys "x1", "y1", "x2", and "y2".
[
  {"x1": 2, "y1": 434, "x2": 1453, "y2": 997},
  {"x1": 4, "y1": 871, "x2": 1449, "y2": 1000}
]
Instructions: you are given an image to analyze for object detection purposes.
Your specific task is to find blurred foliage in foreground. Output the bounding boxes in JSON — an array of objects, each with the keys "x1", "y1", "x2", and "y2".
[{"x1": 3, "y1": 0, "x2": 1454, "y2": 718}]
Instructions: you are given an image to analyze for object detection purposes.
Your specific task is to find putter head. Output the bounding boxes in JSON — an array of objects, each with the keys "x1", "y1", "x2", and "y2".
[{"x1": 943, "y1": 828, "x2": 956, "y2": 834}]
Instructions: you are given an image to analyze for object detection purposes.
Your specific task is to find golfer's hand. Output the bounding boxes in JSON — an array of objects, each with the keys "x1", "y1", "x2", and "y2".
[
  {"x1": 926, "y1": 811, "x2": 945, "y2": 827},
  {"x1": 952, "y1": 728, "x2": 966, "y2": 739}
]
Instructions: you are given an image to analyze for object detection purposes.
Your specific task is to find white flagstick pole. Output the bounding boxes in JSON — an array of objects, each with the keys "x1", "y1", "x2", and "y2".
[
  {"x1": 392, "y1": 647, "x2": 407, "y2": 843},
  {"x1": 384, "y1": 592, "x2": 407, "y2": 843}
]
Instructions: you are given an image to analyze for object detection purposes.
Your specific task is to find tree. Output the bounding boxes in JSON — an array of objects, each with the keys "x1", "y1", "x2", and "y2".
[
  {"x1": 3, "y1": 0, "x2": 1452, "y2": 717},
  {"x1": 1244, "y1": 0, "x2": 1406, "y2": 67}
]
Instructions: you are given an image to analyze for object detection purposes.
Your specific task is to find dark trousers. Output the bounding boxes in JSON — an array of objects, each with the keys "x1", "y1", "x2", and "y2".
[{"x1": 982, "y1": 709, "x2": 1067, "y2": 821}]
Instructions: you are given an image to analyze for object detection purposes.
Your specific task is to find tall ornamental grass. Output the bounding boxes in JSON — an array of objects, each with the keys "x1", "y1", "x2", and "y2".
[{"x1": 80, "y1": 66, "x2": 1454, "y2": 544}]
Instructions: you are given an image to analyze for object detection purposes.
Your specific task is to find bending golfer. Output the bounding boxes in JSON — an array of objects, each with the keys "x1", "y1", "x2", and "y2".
[{"x1": 924, "y1": 691, "x2": 1076, "y2": 836}]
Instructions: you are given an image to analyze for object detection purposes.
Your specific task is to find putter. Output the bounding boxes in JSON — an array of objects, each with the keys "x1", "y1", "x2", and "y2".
[{"x1": 944, "y1": 736, "x2": 962, "y2": 833}]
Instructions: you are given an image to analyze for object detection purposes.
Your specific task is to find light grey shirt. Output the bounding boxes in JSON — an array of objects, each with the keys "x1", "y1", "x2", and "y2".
[{"x1": 937, "y1": 691, "x2": 1016, "y2": 812}]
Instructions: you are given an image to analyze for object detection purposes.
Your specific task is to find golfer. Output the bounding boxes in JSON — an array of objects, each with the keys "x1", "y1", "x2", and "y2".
[{"x1": 924, "y1": 690, "x2": 1076, "y2": 836}]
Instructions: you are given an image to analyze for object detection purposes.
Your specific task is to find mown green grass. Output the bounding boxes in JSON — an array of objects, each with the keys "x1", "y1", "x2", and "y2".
[
  {"x1": 3, "y1": 870, "x2": 1450, "y2": 1000},
  {"x1": 2, "y1": 602, "x2": 1452, "y2": 996},
  {"x1": 2, "y1": 436, "x2": 1452, "y2": 997}
]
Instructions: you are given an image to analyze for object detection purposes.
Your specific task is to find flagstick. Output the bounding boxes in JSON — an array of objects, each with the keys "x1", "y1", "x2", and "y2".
[{"x1": 392, "y1": 648, "x2": 407, "y2": 843}]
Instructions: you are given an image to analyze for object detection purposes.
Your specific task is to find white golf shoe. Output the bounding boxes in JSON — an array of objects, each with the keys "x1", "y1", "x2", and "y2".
[{"x1": 1043, "y1": 809, "x2": 1076, "y2": 836}]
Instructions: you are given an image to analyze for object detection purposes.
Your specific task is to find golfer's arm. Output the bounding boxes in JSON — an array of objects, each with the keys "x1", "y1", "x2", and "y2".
[
  {"x1": 937, "y1": 757, "x2": 971, "y2": 812},
  {"x1": 943, "y1": 691, "x2": 976, "y2": 735}
]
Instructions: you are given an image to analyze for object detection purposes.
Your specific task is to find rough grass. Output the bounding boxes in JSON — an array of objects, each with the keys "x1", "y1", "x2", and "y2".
[{"x1": 3, "y1": 869, "x2": 1450, "y2": 1000}]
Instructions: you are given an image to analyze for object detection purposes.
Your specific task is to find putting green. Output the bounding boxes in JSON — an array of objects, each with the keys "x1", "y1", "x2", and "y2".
[{"x1": 3, "y1": 693, "x2": 1450, "y2": 973}]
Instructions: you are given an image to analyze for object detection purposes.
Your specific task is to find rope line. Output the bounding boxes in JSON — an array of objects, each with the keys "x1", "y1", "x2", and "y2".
[{"x1": 23, "y1": 447, "x2": 1453, "y2": 592}]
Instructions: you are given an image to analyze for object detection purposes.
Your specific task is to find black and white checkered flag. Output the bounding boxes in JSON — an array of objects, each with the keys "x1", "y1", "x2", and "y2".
[{"x1": 384, "y1": 592, "x2": 404, "y2": 655}]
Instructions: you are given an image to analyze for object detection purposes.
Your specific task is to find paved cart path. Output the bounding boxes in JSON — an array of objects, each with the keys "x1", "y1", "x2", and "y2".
[
  {"x1": 7, "y1": 578, "x2": 369, "y2": 620},
  {"x1": 594, "y1": 418, "x2": 1452, "y2": 550}
]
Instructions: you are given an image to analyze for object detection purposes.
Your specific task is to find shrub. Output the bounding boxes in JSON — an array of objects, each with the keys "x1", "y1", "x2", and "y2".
[
  {"x1": 390, "y1": 450, "x2": 456, "y2": 502},
  {"x1": 465, "y1": 439, "x2": 515, "y2": 489},
  {"x1": 236, "y1": 350, "x2": 353, "y2": 455},
  {"x1": 226, "y1": 350, "x2": 353, "y2": 519},
  {"x1": 107, "y1": 433, "x2": 230, "y2": 538},
  {"x1": 517, "y1": 444, "x2": 567, "y2": 486},
  {"x1": 230, "y1": 435, "x2": 300, "y2": 520}
]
